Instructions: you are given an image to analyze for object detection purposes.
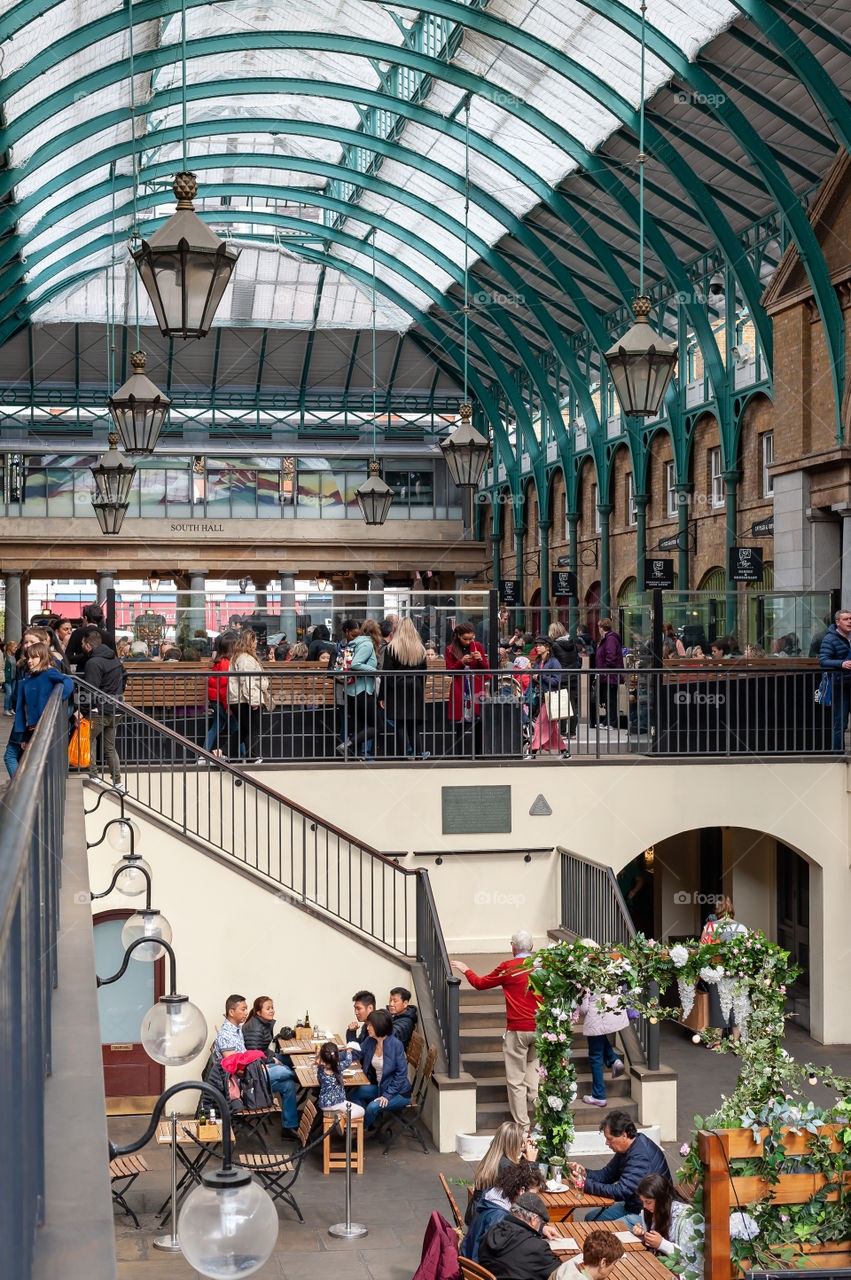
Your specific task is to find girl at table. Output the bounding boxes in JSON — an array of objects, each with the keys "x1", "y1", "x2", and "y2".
[
  {"x1": 633, "y1": 1173, "x2": 759, "y2": 1273},
  {"x1": 346, "y1": 1008, "x2": 411, "y2": 1130},
  {"x1": 315, "y1": 1041, "x2": 365, "y2": 1119}
]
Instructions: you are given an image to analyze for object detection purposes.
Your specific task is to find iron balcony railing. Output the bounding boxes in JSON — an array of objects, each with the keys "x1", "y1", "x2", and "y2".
[
  {"x1": 0, "y1": 687, "x2": 68, "y2": 1280},
  {"x1": 74, "y1": 680, "x2": 460, "y2": 1076},
  {"x1": 107, "y1": 662, "x2": 839, "y2": 763},
  {"x1": 557, "y1": 847, "x2": 660, "y2": 1072}
]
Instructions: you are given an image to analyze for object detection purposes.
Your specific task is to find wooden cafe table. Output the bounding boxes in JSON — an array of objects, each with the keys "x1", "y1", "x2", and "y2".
[
  {"x1": 275, "y1": 1033, "x2": 343, "y2": 1054},
  {"x1": 549, "y1": 1220, "x2": 671, "y2": 1280},
  {"x1": 541, "y1": 1184, "x2": 615, "y2": 1221}
]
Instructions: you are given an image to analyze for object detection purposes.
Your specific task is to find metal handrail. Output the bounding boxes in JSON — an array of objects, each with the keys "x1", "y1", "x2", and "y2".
[
  {"x1": 557, "y1": 846, "x2": 660, "y2": 1071},
  {"x1": 0, "y1": 687, "x2": 68, "y2": 1280},
  {"x1": 73, "y1": 678, "x2": 460, "y2": 1075}
]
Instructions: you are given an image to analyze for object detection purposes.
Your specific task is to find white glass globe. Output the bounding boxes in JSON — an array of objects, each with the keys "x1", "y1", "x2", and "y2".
[
  {"x1": 106, "y1": 818, "x2": 141, "y2": 854},
  {"x1": 179, "y1": 1175, "x2": 278, "y2": 1277},
  {"x1": 140, "y1": 997, "x2": 208, "y2": 1066},
  {"x1": 111, "y1": 854, "x2": 151, "y2": 897},
  {"x1": 121, "y1": 910, "x2": 172, "y2": 961}
]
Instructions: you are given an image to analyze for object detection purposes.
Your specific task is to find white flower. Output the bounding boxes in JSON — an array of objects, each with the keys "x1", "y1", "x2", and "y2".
[
  {"x1": 547, "y1": 1095, "x2": 564, "y2": 1111},
  {"x1": 670, "y1": 944, "x2": 689, "y2": 969},
  {"x1": 700, "y1": 966, "x2": 724, "y2": 984}
]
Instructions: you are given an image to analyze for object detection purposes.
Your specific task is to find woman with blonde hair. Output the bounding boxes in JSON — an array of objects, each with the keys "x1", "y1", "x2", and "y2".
[
  {"x1": 381, "y1": 617, "x2": 428, "y2": 758},
  {"x1": 227, "y1": 628, "x2": 269, "y2": 763},
  {"x1": 467, "y1": 1120, "x2": 538, "y2": 1221}
]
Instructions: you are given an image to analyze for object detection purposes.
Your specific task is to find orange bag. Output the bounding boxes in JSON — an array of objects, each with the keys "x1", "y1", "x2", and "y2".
[{"x1": 69, "y1": 718, "x2": 91, "y2": 768}]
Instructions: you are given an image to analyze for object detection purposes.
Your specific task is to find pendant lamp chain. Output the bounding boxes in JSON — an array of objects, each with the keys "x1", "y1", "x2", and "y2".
[
  {"x1": 181, "y1": 0, "x2": 188, "y2": 172},
  {"x1": 372, "y1": 232, "x2": 377, "y2": 462},
  {"x1": 601, "y1": 0, "x2": 677, "y2": 419},
  {"x1": 463, "y1": 94, "x2": 470, "y2": 406}
]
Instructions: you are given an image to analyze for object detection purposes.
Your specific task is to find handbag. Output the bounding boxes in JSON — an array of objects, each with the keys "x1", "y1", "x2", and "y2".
[
  {"x1": 462, "y1": 674, "x2": 474, "y2": 723},
  {"x1": 68, "y1": 717, "x2": 91, "y2": 768},
  {"x1": 815, "y1": 673, "x2": 832, "y2": 706},
  {"x1": 545, "y1": 688, "x2": 573, "y2": 722}
]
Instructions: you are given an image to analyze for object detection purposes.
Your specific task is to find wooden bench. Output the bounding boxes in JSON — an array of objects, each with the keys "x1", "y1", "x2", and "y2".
[{"x1": 699, "y1": 1124, "x2": 851, "y2": 1278}]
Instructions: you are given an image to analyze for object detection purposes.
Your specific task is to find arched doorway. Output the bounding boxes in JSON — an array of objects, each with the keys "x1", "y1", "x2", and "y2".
[
  {"x1": 585, "y1": 581, "x2": 601, "y2": 640},
  {"x1": 94, "y1": 909, "x2": 165, "y2": 1104}
]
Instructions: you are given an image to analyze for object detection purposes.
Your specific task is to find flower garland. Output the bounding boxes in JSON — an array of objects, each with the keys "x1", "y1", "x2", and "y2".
[{"x1": 526, "y1": 931, "x2": 791, "y2": 1155}]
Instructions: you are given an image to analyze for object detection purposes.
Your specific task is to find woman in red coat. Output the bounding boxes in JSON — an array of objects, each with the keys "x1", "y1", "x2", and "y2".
[{"x1": 445, "y1": 622, "x2": 487, "y2": 755}]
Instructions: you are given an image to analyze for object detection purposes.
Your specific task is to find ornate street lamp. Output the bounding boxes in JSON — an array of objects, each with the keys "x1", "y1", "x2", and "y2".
[
  {"x1": 108, "y1": 350, "x2": 171, "y2": 455},
  {"x1": 90, "y1": 433, "x2": 136, "y2": 535},
  {"x1": 604, "y1": 295, "x2": 678, "y2": 418},
  {"x1": 355, "y1": 460, "x2": 394, "y2": 527},
  {"x1": 439, "y1": 402, "x2": 491, "y2": 488},
  {"x1": 131, "y1": 173, "x2": 239, "y2": 339}
]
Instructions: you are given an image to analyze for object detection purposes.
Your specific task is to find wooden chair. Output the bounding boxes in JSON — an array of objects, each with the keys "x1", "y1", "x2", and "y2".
[
  {"x1": 235, "y1": 1103, "x2": 338, "y2": 1223},
  {"x1": 459, "y1": 1258, "x2": 497, "y2": 1280},
  {"x1": 110, "y1": 1154, "x2": 150, "y2": 1229},
  {"x1": 322, "y1": 1109, "x2": 364, "y2": 1174},
  {"x1": 439, "y1": 1172, "x2": 464, "y2": 1230},
  {"x1": 407, "y1": 1030, "x2": 424, "y2": 1073},
  {"x1": 379, "y1": 1043, "x2": 438, "y2": 1154}
]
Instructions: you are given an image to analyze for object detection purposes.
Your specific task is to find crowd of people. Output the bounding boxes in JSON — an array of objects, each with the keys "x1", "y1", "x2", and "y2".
[{"x1": 208, "y1": 984, "x2": 419, "y2": 1139}]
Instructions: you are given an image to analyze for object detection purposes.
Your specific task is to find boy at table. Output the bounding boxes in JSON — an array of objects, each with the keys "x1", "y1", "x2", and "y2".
[{"x1": 551, "y1": 1230, "x2": 624, "y2": 1280}]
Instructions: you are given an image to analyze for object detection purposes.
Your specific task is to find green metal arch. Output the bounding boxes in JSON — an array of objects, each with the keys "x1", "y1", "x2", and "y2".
[
  {"x1": 0, "y1": 24, "x2": 732, "y2": 415},
  {"x1": 0, "y1": 77, "x2": 637, "y2": 312},
  {"x1": 2, "y1": 130, "x2": 609, "y2": 451}
]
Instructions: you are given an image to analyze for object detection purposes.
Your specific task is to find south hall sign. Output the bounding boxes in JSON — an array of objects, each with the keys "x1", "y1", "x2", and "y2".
[{"x1": 169, "y1": 522, "x2": 226, "y2": 534}]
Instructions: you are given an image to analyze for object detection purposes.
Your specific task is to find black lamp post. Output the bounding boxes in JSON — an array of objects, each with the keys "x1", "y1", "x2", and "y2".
[
  {"x1": 355, "y1": 460, "x2": 394, "y2": 527},
  {"x1": 97, "y1": 936, "x2": 207, "y2": 1066},
  {"x1": 90, "y1": 433, "x2": 136, "y2": 535},
  {"x1": 439, "y1": 403, "x2": 490, "y2": 489},
  {"x1": 108, "y1": 351, "x2": 171, "y2": 455},
  {"x1": 109, "y1": 1081, "x2": 278, "y2": 1277},
  {"x1": 604, "y1": 295, "x2": 678, "y2": 418},
  {"x1": 131, "y1": 173, "x2": 240, "y2": 340}
]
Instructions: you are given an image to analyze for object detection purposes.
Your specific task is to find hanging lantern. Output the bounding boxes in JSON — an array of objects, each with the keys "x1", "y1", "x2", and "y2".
[
  {"x1": 355, "y1": 460, "x2": 393, "y2": 527},
  {"x1": 131, "y1": 173, "x2": 239, "y2": 339},
  {"x1": 439, "y1": 402, "x2": 490, "y2": 488},
  {"x1": 604, "y1": 295, "x2": 678, "y2": 418},
  {"x1": 107, "y1": 351, "x2": 171, "y2": 455},
  {"x1": 90, "y1": 434, "x2": 136, "y2": 535}
]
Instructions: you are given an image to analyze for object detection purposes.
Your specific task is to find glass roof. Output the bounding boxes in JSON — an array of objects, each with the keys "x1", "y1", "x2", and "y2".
[{"x1": 2, "y1": 0, "x2": 740, "y2": 333}]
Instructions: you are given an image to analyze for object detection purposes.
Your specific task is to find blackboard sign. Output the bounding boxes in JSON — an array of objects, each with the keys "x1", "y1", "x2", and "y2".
[
  {"x1": 551, "y1": 570, "x2": 577, "y2": 599},
  {"x1": 644, "y1": 558, "x2": 675, "y2": 590},
  {"x1": 751, "y1": 516, "x2": 774, "y2": 537},
  {"x1": 729, "y1": 546, "x2": 763, "y2": 583},
  {"x1": 499, "y1": 579, "x2": 522, "y2": 607}
]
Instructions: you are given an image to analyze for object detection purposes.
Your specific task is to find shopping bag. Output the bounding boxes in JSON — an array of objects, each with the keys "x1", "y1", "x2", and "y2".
[
  {"x1": 545, "y1": 689, "x2": 573, "y2": 722},
  {"x1": 68, "y1": 718, "x2": 91, "y2": 768}
]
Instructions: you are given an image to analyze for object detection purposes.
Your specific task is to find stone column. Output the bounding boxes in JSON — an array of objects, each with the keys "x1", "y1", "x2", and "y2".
[
  {"x1": 279, "y1": 574, "x2": 297, "y2": 646},
  {"x1": 188, "y1": 572, "x2": 207, "y2": 642},
  {"x1": 3, "y1": 569, "x2": 23, "y2": 641},
  {"x1": 598, "y1": 503, "x2": 613, "y2": 613},
  {"x1": 367, "y1": 574, "x2": 384, "y2": 621},
  {"x1": 96, "y1": 570, "x2": 116, "y2": 601}
]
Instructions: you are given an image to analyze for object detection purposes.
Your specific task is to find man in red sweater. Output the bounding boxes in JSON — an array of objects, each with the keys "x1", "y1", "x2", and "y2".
[{"x1": 452, "y1": 930, "x2": 542, "y2": 1126}]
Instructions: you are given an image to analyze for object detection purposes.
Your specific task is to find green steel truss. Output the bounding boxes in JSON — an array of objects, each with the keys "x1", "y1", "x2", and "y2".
[{"x1": 0, "y1": 0, "x2": 848, "y2": 583}]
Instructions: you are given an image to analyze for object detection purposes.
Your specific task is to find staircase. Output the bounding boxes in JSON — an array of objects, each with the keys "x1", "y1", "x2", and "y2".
[{"x1": 454, "y1": 953, "x2": 638, "y2": 1133}]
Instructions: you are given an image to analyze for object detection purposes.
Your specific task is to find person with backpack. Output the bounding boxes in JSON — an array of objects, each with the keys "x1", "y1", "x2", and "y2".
[{"x1": 78, "y1": 626, "x2": 126, "y2": 790}]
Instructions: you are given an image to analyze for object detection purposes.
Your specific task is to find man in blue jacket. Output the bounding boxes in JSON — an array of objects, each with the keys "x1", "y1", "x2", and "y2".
[
  {"x1": 819, "y1": 610, "x2": 851, "y2": 753},
  {"x1": 569, "y1": 1110, "x2": 671, "y2": 1227}
]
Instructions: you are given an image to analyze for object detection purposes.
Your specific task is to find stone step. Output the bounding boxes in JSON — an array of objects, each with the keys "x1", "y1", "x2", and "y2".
[
  {"x1": 474, "y1": 1093, "x2": 640, "y2": 1135},
  {"x1": 473, "y1": 1074, "x2": 631, "y2": 1105},
  {"x1": 461, "y1": 1050, "x2": 593, "y2": 1077},
  {"x1": 457, "y1": 1002, "x2": 508, "y2": 1026}
]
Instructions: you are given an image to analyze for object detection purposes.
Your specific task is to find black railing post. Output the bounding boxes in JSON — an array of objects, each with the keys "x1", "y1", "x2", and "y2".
[{"x1": 447, "y1": 976, "x2": 461, "y2": 1079}]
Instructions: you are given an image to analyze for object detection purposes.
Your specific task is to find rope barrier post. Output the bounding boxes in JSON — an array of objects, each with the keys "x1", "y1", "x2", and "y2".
[
  {"x1": 153, "y1": 1110, "x2": 182, "y2": 1252},
  {"x1": 328, "y1": 1103, "x2": 368, "y2": 1240}
]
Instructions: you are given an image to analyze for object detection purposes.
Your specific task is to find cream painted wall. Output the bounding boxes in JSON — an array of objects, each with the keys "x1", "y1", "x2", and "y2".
[{"x1": 87, "y1": 813, "x2": 413, "y2": 1092}]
